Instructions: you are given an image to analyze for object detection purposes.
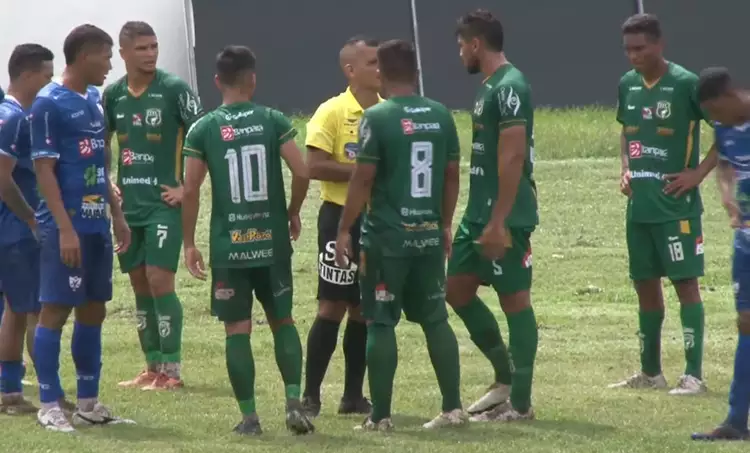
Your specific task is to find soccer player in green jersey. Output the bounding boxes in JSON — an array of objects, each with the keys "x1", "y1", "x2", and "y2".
[
  {"x1": 181, "y1": 45, "x2": 313, "y2": 436},
  {"x1": 446, "y1": 10, "x2": 538, "y2": 422},
  {"x1": 103, "y1": 22, "x2": 204, "y2": 390},
  {"x1": 335, "y1": 39, "x2": 466, "y2": 432},
  {"x1": 608, "y1": 14, "x2": 717, "y2": 395}
]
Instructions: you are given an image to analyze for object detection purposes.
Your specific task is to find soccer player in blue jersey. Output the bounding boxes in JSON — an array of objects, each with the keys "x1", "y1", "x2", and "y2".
[
  {"x1": 0, "y1": 44, "x2": 55, "y2": 415},
  {"x1": 30, "y1": 24, "x2": 133, "y2": 432},
  {"x1": 692, "y1": 67, "x2": 750, "y2": 441}
]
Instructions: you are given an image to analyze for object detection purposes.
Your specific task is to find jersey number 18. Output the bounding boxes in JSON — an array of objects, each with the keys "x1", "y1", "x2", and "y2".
[{"x1": 225, "y1": 145, "x2": 268, "y2": 203}]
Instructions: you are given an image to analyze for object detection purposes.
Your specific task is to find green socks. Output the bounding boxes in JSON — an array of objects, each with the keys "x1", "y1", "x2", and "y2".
[
  {"x1": 454, "y1": 296, "x2": 512, "y2": 385},
  {"x1": 638, "y1": 310, "x2": 665, "y2": 377},
  {"x1": 422, "y1": 320, "x2": 462, "y2": 412},
  {"x1": 226, "y1": 334, "x2": 256, "y2": 416},
  {"x1": 154, "y1": 292, "x2": 184, "y2": 374},
  {"x1": 135, "y1": 294, "x2": 161, "y2": 371},
  {"x1": 367, "y1": 324, "x2": 398, "y2": 422},
  {"x1": 680, "y1": 302, "x2": 704, "y2": 380},
  {"x1": 507, "y1": 307, "x2": 538, "y2": 414},
  {"x1": 272, "y1": 324, "x2": 303, "y2": 400}
]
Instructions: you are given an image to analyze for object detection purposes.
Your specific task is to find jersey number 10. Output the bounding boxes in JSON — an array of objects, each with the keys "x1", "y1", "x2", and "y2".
[
  {"x1": 225, "y1": 145, "x2": 268, "y2": 203},
  {"x1": 411, "y1": 141, "x2": 433, "y2": 198}
]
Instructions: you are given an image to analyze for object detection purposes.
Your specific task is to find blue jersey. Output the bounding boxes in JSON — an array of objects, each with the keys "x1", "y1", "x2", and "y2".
[
  {"x1": 0, "y1": 96, "x2": 38, "y2": 245},
  {"x1": 716, "y1": 122, "x2": 750, "y2": 223},
  {"x1": 30, "y1": 82, "x2": 109, "y2": 235}
]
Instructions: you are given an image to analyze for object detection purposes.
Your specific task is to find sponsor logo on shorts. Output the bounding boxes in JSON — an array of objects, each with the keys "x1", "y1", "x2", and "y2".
[
  {"x1": 695, "y1": 236, "x2": 704, "y2": 255},
  {"x1": 523, "y1": 248, "x2": 533, "y2": 268},
  {"x1": 402, "y1": 237, "x2": 440, "y2": 249},
  {"x1": 230, "y1": 228, "x2": 272, "y2": 244},
  {"x1": 214, "y1": 282, "x2": 235, "y2": 300},
  {"x1": 375, "y1": 283, "x2": 395, "y2": 302},
  {"x1": 228, "y1": 248, "x2": 273, "y2": 261},
  {"x1": 319, "y1": 241, "x2": 357, "y2": 285},
  {"x1": 402, "y1": 221, "x2": 438, "y2": 232}
]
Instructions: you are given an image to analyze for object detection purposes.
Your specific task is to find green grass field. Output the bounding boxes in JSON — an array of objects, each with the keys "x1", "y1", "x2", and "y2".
[{"x1": 2, "y1": 108, "x2": 745, "y2": 453}]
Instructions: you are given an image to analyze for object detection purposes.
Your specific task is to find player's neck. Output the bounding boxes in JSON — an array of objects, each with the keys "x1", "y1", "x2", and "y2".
[
  {"x1": 222, "y1": 93, "x2": 252, "y2": 106},
  {"x1": 349, "y1": 85, "x2": 379, "y2": 110},
  {"x1": 62, "y1": 68, "x2": 88, "y2": 94},
  {"x1": 385, "y1": 83, "x2": 415, "y2": 98},
  {"x1": 127, "y1": 70, "x2": 156, "y2": 93},
  {"x1": 481, "y1": 52, "x2": 509, "y2": 79},
  {"x1": 5, "y1": 85, "x2": 33, "y2": 109},
  {"x1": 641, "y1": 59, "x2": 668, "y2": 85}
]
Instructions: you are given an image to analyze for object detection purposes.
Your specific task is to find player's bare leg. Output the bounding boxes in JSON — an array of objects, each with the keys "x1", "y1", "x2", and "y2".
[
  {"x1": 267, "y1": 313, "x2": 314, "y2": 435},
  {"x1": 23, "y1": 312, "x2": 38, "y2": 386},
  {"x1": 0, "y1": 300, "x2": 37, "y2": 414},
  {"x1": 609, "y1": 279, "x2": 668, "y2": 389},
  {"x1": 471, "y1": 290, "x2": 537, "y2": 422},
  {"x1": 119, "y1": 266, "x2": 161, "y2": 388},
  {"x1": 69, "y1": 302, "x2": 135, "y2": 428},
  {"x1": 670, "y1": 278, "x2": 707, "y2": 395},
  {"x1": 447, "y1": 274, "x2": 512, "y2": 415},
  {"x1": 225, "y1": 319, "x2": 262, "y2": 435},
  {"x1": 141, "y1": 265, "x2": 184, "y2": 391}
]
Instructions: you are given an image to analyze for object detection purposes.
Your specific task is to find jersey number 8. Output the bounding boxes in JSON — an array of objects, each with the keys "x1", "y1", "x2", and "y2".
[
  {"x1": 411, "y1": 141, "x2": 433, "y2": 198},
  {"x1": 225, "y1": 145, "x2": 268, "y2": 204}
]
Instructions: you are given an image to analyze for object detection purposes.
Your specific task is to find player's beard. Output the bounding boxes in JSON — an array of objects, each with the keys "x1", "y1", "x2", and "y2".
[{"x1": 465, "y1": 56, "x2": 481, "y2": 75}]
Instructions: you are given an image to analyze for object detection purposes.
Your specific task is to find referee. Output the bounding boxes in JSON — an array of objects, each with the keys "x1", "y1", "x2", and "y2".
[{"x1": 302, "y1": 36, "x2": 382, "y2": 417}]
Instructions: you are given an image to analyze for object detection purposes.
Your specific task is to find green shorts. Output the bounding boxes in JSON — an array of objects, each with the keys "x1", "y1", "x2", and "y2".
[
  {"x1": 360, "y1": 250, "x2": 448, "y2": 326},
  {"x1": 627, "y1": 217, "x2": 704, "y2": 281},
  {"x1": 447, "y1": 221, "x2": 533, "y2": 295},
  {"x1": 210, "y1": 259, "x2": 293, "y2": 324},
  {"x1": 118, "y1": 221, "x2": 183, "y2": 273}
]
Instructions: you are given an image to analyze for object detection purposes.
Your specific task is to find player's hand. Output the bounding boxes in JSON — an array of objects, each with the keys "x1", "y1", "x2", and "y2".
[
  {"x1": 334, "y1": 231, "x2": 352, "y2": 268},
  {"x1": 59, "y1": 227, "x2": 82, "y2": 268},
  {"x1": 184, "y1": 245, "x2": 207, "y2": 280},
  {"x1": 112, "y1": 213, "x2": 131, "y2": 254},
  {"x1": 477, "y1": 220, "x2": 510, "y2": 260},
  {"x1": 289, "y1": 213, "x2": 301, "y2": 241},
  {"x1": 663, "y1": 169, "x2": 702, "y2": 198},
  {"x1": 620, "y1": 170, "x2": 632, "y2": 197},
  {"x1": 723, "y1": 195, "x2": 742, "y2": 229},
  {"x1": 443, "y1": 227, "x2": 453, "y2": 259},
  {"x1": 110, "y1": 181, "x2": 122, "y2": 206},
  {"x1": 160, "y1": 184, "x2": 183, "y2": 207},
  {"x1": 26, "y1": 219, "x2": 39, "y2": 242}
]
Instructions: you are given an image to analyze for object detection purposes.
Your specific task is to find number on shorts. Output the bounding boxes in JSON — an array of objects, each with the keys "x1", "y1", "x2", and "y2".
[
  {"x1": 156, "y1": 224, "x2": 168, "y2": 249},
  {"x1": 410, "y1": 141, "x2": 433, "y2": 198},
  {"x1": 225, "y1": 145, "x2": 268, "y2": 204},
  {"x1": 668, "y1": 241, "x2": 684, "y2": 262}
]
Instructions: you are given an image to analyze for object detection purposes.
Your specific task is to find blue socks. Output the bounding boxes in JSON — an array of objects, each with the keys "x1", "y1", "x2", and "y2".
[
  {"x1": 0, "y1": 360, "x2": 23, "y2": 394},
  {"x1": 71, "y1": 322, "x2": 102, "y2": 400},
  {"x1": 33, "y1": 323, "x2": 103, "y2": 404},
  {"x1": 34, "y1": 326, "x2": 63, "y2": 403},
  {"x1": 727, "y1": 333, "x2": 750, "y2": 431}
]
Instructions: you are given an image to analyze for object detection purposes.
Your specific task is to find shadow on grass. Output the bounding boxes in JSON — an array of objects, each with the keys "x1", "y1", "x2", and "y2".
[{"x1": 79, "y1": 423, "x2": 184, "y2": 442}]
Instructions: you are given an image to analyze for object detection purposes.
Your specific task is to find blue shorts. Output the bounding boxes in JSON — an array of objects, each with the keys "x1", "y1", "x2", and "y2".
[
  {"x1": 0, "y1": 239, "x2": 40, "y2": 313},
  {"x1": 39, "y1": 229, "x2": 113, "y2": 306}
]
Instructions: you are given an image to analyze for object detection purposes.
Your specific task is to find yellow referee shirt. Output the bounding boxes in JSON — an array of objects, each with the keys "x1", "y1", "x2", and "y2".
[{"x1": 305, "y1": 87, "x2": 383, "y2": 206}]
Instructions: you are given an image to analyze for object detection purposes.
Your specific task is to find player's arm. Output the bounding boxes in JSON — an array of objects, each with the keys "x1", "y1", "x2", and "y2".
[
  {"x1": 102, "y1": 87, "x2": 122, "y2": 202},
  {"x1": 442, "y1": 114, "x2": 461, "y2": 228},
  {"x1": 31, "y1": 98, "x2": 74, "y2": 232},
  {"x1": 306, "y1": 102, "x2": 352, "y2": 182},
  {"x1": 338, "y1": 116, "x2": 377, "y2": 238},
  {"x1": 714, "y1": 135, "x2": 739, "y2": 225},
  {"x1": 181, "y1": 122, "x2": 208, "y2": 251},
  {"x1": 280, "y1": 139, "x2": 309, "y2": 218},
  {"x1": 0, "y1": 113, "x2": 35, "y2": 228}
]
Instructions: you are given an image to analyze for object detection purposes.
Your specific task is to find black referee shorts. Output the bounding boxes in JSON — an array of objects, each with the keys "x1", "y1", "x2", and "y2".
[{"x1": 317, "y1": 201, "x2": 361, "y2": 305}]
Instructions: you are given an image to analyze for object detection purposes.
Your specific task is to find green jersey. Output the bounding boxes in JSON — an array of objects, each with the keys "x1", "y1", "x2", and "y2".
[
  {"x1": 617, "y1": 62, "x2": 706, "y2": 223},
  {"x1": 357, "y1": 95, "x2": 460, "y2": 257},
  {"x1": 464, "y1": 64, "x2": 538, "y2": 229},
  {"x1": 183, "y1": 102, "x2": 295, "y2": 268},
  {"x1": 103, "y1": 69, "x2": 204, "y2": 225}
]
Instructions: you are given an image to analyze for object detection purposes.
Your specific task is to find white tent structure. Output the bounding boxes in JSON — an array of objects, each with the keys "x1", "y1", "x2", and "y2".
[{"x1": 0, "y1": 0, "x2": 197, "y2": 90}]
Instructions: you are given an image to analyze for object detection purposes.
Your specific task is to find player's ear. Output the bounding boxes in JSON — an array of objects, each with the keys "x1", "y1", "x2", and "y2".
[
  {"x1": 119, "y1": 47, "x2": 126, "y2": 60},
  {"x1": 213, "y1": 74, "x2": 221, "y2": 91}
]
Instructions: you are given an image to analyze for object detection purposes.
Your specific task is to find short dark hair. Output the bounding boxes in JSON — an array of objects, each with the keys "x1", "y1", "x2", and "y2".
[
  {"x1": 344, "y1": 35, "x2": 380, "y2": 48},
  {"x1": 697, "y1": 67, "x2": 733, "y2": 103},
  {"x1": 216, "y1": 45, "x2": 256, "y2": 86},
  {"x1": 119, "y1": 21, "x2": 156, "y2": 46},
  {"x1": 456, "y1": 9, "x2": 504, "y2": 52},
  {"x1": 377, "y1": 40, "x2": 417, "y2": 84},
  {"x1": 63, "y1": 24, "x2": 113, "y2": 65},
  {"x1": 622, "y1": 14, "x2": 662, "y2": 40},
  {"x1": 8, "y1": 44, "x2": 54, "y2": 80}
]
